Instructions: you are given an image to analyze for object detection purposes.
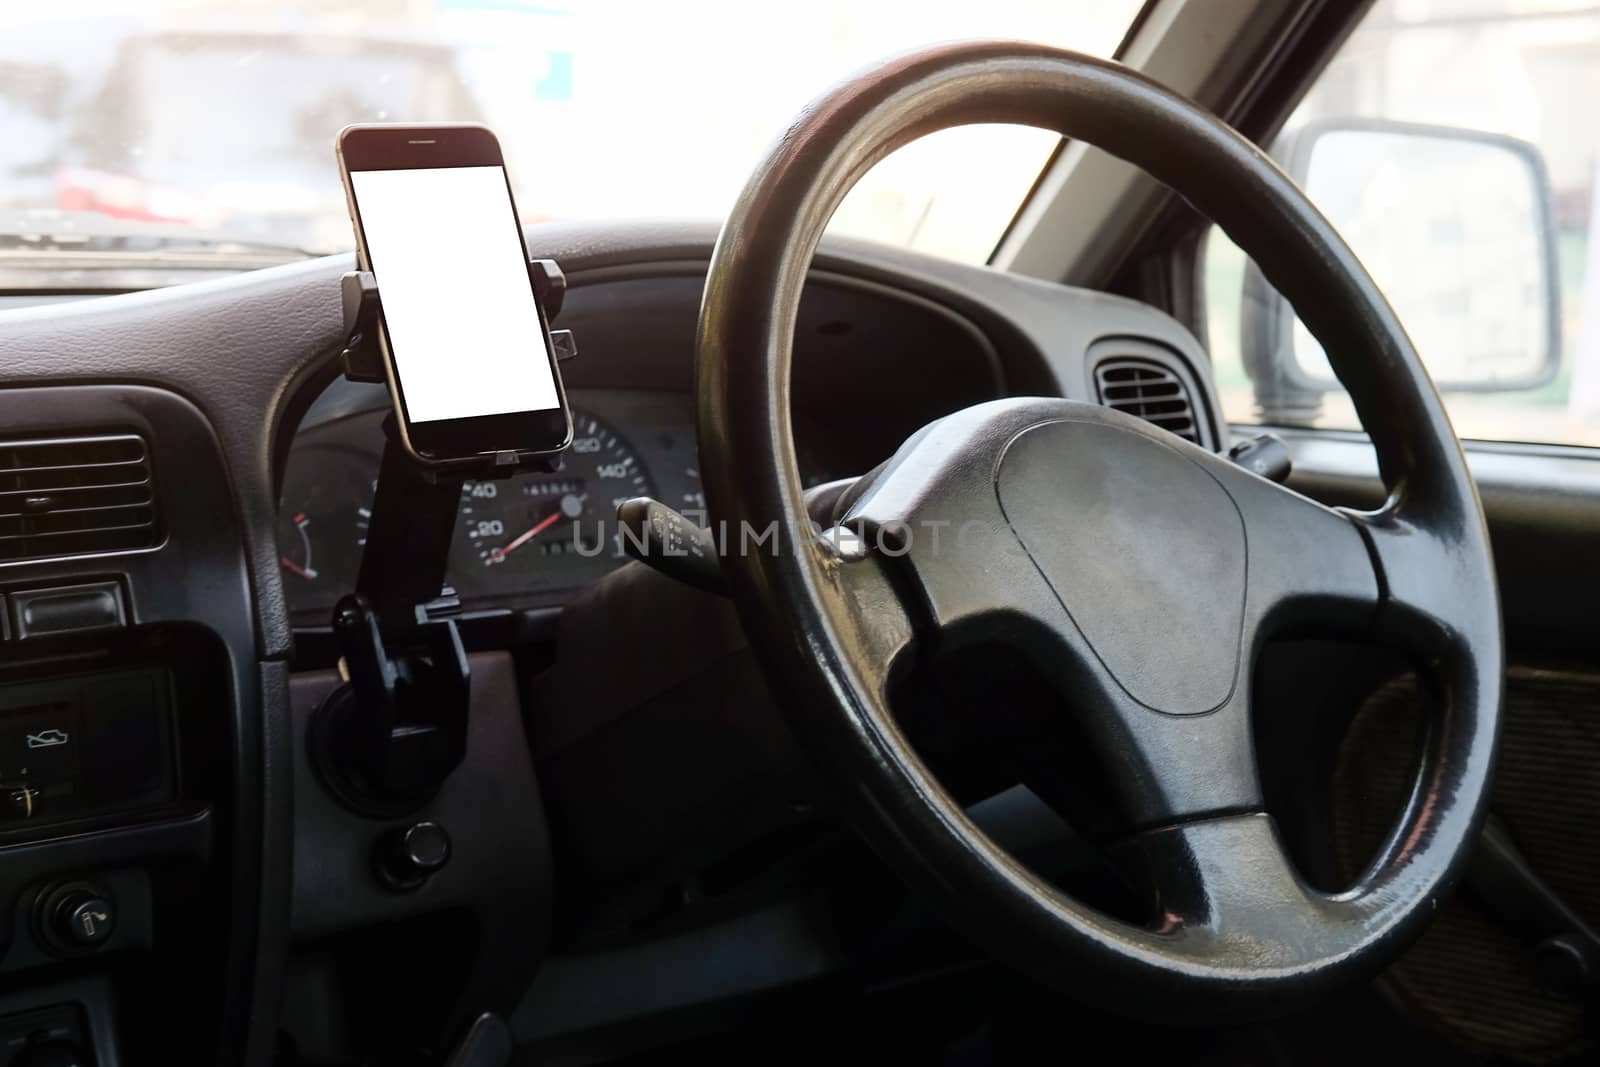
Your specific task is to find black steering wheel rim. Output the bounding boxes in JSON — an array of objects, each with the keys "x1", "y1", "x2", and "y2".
[{"x1": 695, "y1": 41, "x2": 1501, "y2": 1016}]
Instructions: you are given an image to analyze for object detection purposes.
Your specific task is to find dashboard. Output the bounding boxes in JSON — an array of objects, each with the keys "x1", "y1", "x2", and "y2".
[{"x1": 0, "y1": 219, "x2": 1227, "y2": 1063}]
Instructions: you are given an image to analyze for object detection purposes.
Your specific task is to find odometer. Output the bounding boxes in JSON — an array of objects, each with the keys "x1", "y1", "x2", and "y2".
[{"x1": 450, "y1": 409, "x2": 655, "y2": 597}]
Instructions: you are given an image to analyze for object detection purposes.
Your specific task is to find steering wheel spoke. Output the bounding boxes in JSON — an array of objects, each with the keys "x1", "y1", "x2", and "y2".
[
  {"x1": 815, "y1": 538, "x2": 919, "y2": 703},
  {"x1": 1119, "y1": 812, "x2": 1371, "y2": 966},
  {"x1": 1200, "y1": 450, "x2": 1381, "y2": 641}
]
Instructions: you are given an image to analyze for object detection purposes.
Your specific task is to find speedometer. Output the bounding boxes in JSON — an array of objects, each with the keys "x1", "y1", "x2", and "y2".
[{"x1": 450, "y1": 410, "x2": 655, "y2": 597}]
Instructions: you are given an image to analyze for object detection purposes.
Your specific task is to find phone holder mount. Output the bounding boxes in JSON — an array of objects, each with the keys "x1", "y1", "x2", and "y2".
[{"x1": 309, "y1": 256, "x2": 576, "y2": 816}]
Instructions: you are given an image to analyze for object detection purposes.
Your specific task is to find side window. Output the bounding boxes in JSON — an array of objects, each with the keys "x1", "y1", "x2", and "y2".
[{"x1": 1204, "y1": 0, "x2": 1600, "y2": 447}]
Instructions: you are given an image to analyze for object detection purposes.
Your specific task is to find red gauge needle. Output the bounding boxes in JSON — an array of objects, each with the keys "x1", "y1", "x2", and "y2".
[
  {"x1": 281, "y1": 557, "x2": 315, "y2": 579},
  {"x1": 490, "y1": 510, "x2": 563, "y2": 562}
]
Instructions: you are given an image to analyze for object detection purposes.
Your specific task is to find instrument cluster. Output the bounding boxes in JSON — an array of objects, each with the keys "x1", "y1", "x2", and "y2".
[{"x1": 277, "y1": 388, "x2": 708, "y2": 624}]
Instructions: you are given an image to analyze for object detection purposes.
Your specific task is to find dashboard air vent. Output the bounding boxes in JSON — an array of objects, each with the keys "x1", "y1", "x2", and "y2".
[
  {"x1": 0, "y1": 434, "x2": 158, "y2": 563},
  {"x1": 1094, "y1": 358, "x2": 1202, "y2": 445}
]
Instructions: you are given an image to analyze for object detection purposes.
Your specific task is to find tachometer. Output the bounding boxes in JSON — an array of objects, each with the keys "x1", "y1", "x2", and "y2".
[{"x1": 450, "y1": 410, "x2": 655, "y2": 596}]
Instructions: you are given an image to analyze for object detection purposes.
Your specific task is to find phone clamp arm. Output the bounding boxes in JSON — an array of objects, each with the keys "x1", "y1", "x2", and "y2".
[
  {"x1": 309, "y1": 256, "x2": 576, "y2": 815},
  {"x1": 339, "y1": 258, "x2": 577, "y2": 385}
]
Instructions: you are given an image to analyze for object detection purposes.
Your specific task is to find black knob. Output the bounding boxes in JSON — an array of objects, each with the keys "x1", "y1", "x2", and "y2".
[
  {"x1": 37, "y1": 883, "x2": 115, "y2": 952},
  {"x1": 375, "y1": 821, "x2": 451, "y2": 891},
  {"x1": 10, "y1": 1040, "x2": 88, "y2": 1067}
]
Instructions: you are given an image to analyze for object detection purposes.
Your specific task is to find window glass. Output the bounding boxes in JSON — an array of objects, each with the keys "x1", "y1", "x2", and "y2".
[
  {"x1": 0, "y1": 0, "x2": 1141, "y2": 271},
  {"x1": 1205, "y1": 0, "x2": 1600, "y2": 446}
]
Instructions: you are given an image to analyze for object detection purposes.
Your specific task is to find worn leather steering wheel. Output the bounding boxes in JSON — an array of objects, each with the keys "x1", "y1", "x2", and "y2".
[{"x1": 695, "y1": 42, "x2": 1502, "y2": 1016}]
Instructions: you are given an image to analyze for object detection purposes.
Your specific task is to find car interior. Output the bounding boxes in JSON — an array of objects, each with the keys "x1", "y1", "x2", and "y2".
[{"x1": 0, "y1": 0, "x2": 1597, "y2": 1064}]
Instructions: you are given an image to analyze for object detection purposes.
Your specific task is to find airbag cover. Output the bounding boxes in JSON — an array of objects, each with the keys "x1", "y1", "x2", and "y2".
[{"x1": 996, "y1": 419, "x2": 1245, "y2": 714}]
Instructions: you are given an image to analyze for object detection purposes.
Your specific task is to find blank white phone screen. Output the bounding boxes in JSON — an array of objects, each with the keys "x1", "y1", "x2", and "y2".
[{"x1": 351, "y1": 165, "x2": 558, "y2": 423}]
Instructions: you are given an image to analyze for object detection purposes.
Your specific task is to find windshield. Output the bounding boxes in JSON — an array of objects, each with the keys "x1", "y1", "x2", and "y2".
[{"x1": 0, "y1": 2, "x2": 1141, "y2": 275}]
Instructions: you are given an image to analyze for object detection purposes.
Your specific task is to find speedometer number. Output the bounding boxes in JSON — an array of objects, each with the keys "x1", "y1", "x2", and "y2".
[{"x1": 456, "y1": 410, "x2": 656, "y2": 577}]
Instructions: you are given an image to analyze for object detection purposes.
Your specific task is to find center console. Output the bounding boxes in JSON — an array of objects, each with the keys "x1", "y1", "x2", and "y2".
[{"x1": 0, "y1": 385, "x2": 267, "y2": 1065}]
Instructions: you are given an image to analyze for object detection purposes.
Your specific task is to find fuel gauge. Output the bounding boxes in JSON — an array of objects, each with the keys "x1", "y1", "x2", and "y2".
[
  {"x1": 276, "y1": 444, "x2": 380, "y2": 618},
  {"x1": 279, "y1": 508, "x2": 319, "y2": 582}
]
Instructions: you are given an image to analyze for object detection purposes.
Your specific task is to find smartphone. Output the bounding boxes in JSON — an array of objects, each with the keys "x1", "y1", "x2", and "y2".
[{"x1": 336, "y1": 123, "x2": 571, "y2": 461}]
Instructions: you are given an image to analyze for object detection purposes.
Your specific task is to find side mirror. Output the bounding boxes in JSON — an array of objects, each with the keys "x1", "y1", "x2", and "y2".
[{"x1": 1242, "y1": 118, "x2": 1561, "y2": 419}]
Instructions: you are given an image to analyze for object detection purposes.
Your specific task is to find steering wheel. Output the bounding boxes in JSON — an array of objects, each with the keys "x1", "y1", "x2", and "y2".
[{"x1": 695, "y1": 42, "x2": 1501, "y2": 1015}]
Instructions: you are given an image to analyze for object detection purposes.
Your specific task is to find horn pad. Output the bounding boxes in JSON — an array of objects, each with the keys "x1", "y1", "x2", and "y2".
[{"x1": 996, "y1": 419, "x2": 1246, "y2": 715}]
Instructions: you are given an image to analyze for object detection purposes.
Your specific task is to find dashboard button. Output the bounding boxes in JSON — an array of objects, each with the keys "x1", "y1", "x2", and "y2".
[
  {"x1": 56, "y1": 893, "x2": 115, "y2": 948},
  {"x1": 36, "y1": 881, "x2": 116, "y2": 953},
  {"x1": 8, "y1": 582, "x2": 125, "y2": 640},
  {"x1": 375, "y1": 821, "x2": 451, "y2": 891}
]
